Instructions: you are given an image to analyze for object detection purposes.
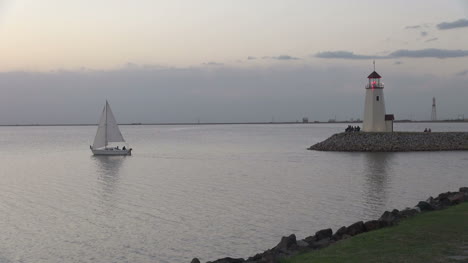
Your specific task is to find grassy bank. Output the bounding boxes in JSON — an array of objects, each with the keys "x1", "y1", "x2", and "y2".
[{"x1": 285, "y1": 202, "x2": 468, "y2": 263}]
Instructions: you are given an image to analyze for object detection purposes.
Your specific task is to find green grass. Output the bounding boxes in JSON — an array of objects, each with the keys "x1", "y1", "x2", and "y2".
[{"x1": 284, "y1": 202, "x2": 468, "y2": 263}]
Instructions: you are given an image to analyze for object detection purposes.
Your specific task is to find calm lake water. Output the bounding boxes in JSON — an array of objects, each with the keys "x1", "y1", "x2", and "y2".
[{"x1": 0, "y1": 123, "x2": 467, "y2": 263}]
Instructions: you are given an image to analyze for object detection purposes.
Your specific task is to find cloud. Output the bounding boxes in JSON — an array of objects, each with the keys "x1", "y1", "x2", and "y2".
[
  {"x1": 272, "y1": 55, "x2": 300, "y2": 60},
  {"x1": 315, "y1": 49, "x2": 468, "y2": 59},
  {"x1": 247, "y1": 56, "x2": 256, "y2": 60},
  {"x1": 420, "y1": 31, "x2": 428, "y2": 37},
  {"x1": 455, "y1": 70, "x2": 468, "y2": 76},
  {"x1": 437, "y1": 18, "x2": 468, "y2": 30},
  {"x1": 261, "y1": 55, "x2": 300, "y2": 60},
  {"x1": 389, "y1": 49, "x2": 468, "y2": 58},
  {"x1": 315, "y1": 51, "x2": 382, "y2": 60},
  {"x1": 202, "y1": 61, "x2": 224, "y2": 66},
  {"x1": 405, "y1": 25, "x2": 422, "y2": 29},
  {"x1": 425, "y1": 37, "x2": 438, "y2": 43}
]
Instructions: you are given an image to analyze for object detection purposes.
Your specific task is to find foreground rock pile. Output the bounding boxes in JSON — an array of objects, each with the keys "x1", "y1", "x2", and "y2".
[
  {"x1": 192, "y1": 187, "x2": 468, "y2": 263},
  {"x1": 309, "y1": 132, "x2": 468, "y2": 152}
]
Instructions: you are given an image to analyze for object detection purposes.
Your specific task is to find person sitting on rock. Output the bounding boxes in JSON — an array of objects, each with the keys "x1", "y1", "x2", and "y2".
[
  {"x1": 424, "y1": 128, "x2": 428, "y2": 132},
  {"x1": 428, "y1": 128, "x2": 432, "y2": 132}
]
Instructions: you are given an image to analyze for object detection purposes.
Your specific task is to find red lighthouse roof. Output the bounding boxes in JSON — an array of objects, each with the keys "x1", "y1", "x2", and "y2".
[{"x1": 367, "y1": 71, "x2": 381, "y2": 79}]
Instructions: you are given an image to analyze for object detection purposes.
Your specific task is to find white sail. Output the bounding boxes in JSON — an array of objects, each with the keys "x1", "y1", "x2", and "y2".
[
  {"x1": 92, "y1": 101, "x2": 125, "y2": 149},
  {"x1": 93, "y1": 105, "x2": 107, "y2": 149},
  {"x1": 105, "y1": 101, "x2": 125, "y2": 143}
]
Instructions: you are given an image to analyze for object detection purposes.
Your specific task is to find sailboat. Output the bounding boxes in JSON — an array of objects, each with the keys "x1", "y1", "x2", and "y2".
[{"x1": 90, "y1": 101, "x2": 132, "y2": 155}]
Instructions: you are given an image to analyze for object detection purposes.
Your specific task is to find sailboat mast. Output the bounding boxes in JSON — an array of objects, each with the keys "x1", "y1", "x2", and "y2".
[{"x1": 104, "y1": 101, "x2": 108, "y2": 147}]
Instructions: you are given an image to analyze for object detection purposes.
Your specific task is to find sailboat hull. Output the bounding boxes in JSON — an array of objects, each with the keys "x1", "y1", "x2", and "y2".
[{"x1": 91, "y1": 148, "x2": 132, "y2": 156}]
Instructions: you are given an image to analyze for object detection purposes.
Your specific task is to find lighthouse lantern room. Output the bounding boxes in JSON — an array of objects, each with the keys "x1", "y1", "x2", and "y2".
[{"x1": 363, "y1": 66, "x2": 394, "y2": 132}]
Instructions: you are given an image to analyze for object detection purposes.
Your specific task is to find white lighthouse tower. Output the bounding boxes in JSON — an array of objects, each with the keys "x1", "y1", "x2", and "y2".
[{"x1": 363, "y1": 66, "x2": 393, "y2": 132}]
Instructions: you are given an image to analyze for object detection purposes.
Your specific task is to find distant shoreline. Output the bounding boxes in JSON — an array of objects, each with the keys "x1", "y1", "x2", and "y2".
[{"x1": 0, "y1": 120, "x2": 467, "y2": 127}]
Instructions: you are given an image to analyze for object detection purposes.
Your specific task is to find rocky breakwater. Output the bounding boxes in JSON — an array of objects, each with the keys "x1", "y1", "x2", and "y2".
[
  {"x1": 309, "y1": 132, "x2": 468, "y2": 152},
  {"x1": 191, "y1": 187, "x2": 468, "y2": 263}
]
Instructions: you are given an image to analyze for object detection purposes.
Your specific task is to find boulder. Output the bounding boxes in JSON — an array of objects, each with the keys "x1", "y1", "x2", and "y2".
[
  {"x1": 303, "y1": 235, "x2": 315, "y2": 244},
  {"x1": 273, "y1": 234, "x2": 297, "y2": 253},
  {"x1": 364, "y1": 220, "x2": 383, "y2": 232},
  {"x1": 399, "y1": 208, "x2": 419, "y2": 218},
  {"x1": 447, "y1": 192, "x2": 465, "y2": 205},
  {"x1": 296, "y1": 239, "x2": 309, "y2": 248},
  {"x1": 437, "y1": 192, "x2": 450, "y2": 200},
  {"x1": 416, "y1": 201, "x2": 434, "y2": 211},
  {"x1": 303, "y1": 229, "x2": 333, "y2": 249},
  {"x1": 308, "y1": 237, "x2": 332, "y2": 249},
  {"x1": 332, "y1": 226, "x2": 347, "y2": 241},
  {"x1": 378, "y1": 209, "x2": 401, "y2": 226},
  {"x1": 246, "y1": 253, "x2": 262, "y2": 262},
  {"x1": 314, "y1": 228, "x2": 333, "y2": 241},
  {"x1": 191, "y1": 258, "x2": 201, "y2": 263},
  {"x1": 426, "y1": 197, "x2": 444, "y2": 210},
  {"x1": 207, "y1": 257, "x2": 245, "y2": 263},
  {"x1": 426, "y1": 196, "x2": 434, "y2": 203},
  {"x1": 247, "y1": 249, "x2": 287, "y2": 263},
  {"x1": 434, "y1": 191, "x2": 463, "y2": 207},
  {"x1": 437, "y1": 197, "x2": 452, "y2": 207},
  {"x1": 257, "y1": 252, "x2": 280, "y2": 263},
  {"x1": 346, "y1": 221, "x2": 366, "y2": 236},
  {"x1": 378, "y1": 212, "x2": 392, "y2": 225}
]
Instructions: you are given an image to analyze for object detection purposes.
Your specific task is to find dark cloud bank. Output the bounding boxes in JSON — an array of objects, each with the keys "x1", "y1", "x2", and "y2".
[
  {"x1": 405, "y1": 18, "x2": 468, "y2": 31},
  {"x1": 437, "y1": 18, "x2": 468, "y2": 30},
  {"x1": 315, "y1": 51, "x2": 379, "y2": 60},
  {"x1": 271, "y1": 55, "x2": 300, "y2": 60},
  {"x1": 260, "y1": 55, "x2": 300, "y2": 60},
  {"x1": 0, "y1": 65, "x2": 466, "y2": 124}
]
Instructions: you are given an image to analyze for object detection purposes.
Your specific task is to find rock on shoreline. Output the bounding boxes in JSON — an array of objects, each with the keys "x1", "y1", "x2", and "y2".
[
  {"x1": 193, "y1": 187, "x2": 468, "y2": 263},
  {"x1": 309, "y1": 132, "x2": 468, "y2": 152}
]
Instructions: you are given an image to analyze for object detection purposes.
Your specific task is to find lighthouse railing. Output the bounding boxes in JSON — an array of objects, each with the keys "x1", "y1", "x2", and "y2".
[{"x1": 365, "y1": 83, "x2": 384, "y2": 89}]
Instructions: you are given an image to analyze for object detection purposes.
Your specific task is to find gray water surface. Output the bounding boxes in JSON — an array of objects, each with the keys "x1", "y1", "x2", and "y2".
[{"x1": 0, "y1": 123, "x2": 467, "y2": 262}]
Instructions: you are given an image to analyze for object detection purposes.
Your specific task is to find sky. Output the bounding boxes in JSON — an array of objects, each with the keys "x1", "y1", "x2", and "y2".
[{"x1": 0, "y1": 0, "x2": 468, "y2": 124}]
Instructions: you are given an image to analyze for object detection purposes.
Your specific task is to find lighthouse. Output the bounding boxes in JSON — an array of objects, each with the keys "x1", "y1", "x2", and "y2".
[{"x1": 363, "y1": 67, "x2": 394, "y2": 132}]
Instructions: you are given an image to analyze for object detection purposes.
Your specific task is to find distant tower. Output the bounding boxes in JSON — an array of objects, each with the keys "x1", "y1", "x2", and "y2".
[
  {"x1": 363, "y1": 62, "x2": 394, "y2": 132},
  {"x1": 431, "y1": 97, "x2": 437, "y2": 121}
]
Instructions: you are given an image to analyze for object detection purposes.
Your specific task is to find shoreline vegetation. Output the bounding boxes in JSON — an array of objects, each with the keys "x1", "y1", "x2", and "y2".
[
  {"x1": 193, "y1": 187, "x2": 468, "y2": 263},
  {"x1": 309, "y1": 132, "x2": 468, "y2": 152}
]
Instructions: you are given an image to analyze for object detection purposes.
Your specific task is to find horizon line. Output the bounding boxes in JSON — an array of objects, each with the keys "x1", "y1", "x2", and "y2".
[{"x1": 0, "y1": 119, "x2": 466, "y2": 127}]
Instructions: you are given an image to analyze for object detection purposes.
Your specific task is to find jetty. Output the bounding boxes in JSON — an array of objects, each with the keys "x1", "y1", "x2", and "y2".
[{"x1": 309, "y1": 132, "x2": 468, "y2": 152}]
